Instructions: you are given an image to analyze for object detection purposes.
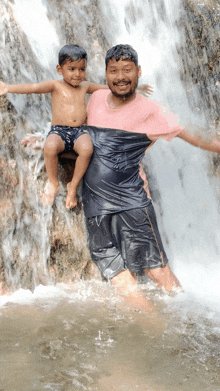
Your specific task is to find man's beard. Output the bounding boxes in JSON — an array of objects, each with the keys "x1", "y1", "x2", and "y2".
[{"x1": 110, "y1": 80, "x2": 138, "y2": 99}]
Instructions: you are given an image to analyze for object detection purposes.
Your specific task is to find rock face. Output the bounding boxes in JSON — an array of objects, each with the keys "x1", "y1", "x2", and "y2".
[
  {"x1": 178, "y1": 0, "x2": 220, "y2": 178},
  {"x1": 0, "y1": 101, "x2": 99, "y2": 292},
  {"x1": 0, "y1": 0, "x2": 107, "y2": 291},
  {"x1": 178, "y1": 1, "x2": 220, "y2": 126}
]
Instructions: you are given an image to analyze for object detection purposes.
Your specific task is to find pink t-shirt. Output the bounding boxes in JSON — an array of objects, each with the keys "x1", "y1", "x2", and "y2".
[{"x1": 87, "y1": 89, "x2": 183, "y2": 142}]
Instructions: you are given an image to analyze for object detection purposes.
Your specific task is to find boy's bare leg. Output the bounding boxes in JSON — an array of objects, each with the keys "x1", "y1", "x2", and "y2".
[
  {"x1": 111, "y1": 270, "x2": 153, "y2": 311},
  {"x1": 145, "y1": 264, "x2": 180, "y2": 292},
  {"x1": 41, "y1": 134, "x2": 65, "y2": 205},
  {"x1": 66, "y1": 134, "x2": 93, "y2": 209}
]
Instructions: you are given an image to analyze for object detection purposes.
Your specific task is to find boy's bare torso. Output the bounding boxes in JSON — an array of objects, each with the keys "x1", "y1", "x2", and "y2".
[
  {"x1": 1, "y1": 77, "x2": 96, "y2": 128},
  {"x1": 51, "y1": 80, "x2": 88, "y2": 127}
]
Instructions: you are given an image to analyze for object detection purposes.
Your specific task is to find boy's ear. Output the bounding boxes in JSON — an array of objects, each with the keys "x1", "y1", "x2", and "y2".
[
  {"x1": 56, "y1": 65, "x2": 63, "y2": 75},
  {"x1": 137, "y1": 65, "x2": 142, "y2": 78}
]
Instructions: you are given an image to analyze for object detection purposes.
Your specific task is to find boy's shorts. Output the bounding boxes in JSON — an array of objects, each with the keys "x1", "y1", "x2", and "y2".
[
  {"x1": 85, "y1": 202, "x2": 169, "y2": 280},
  {"x1": 47, "y1": 125, "x2": 89, "y2": 153}
]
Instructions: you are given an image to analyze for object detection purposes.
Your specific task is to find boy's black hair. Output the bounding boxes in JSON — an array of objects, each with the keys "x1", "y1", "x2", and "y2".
[
  {"x1": 58, "y1": 44, "x2": 87, "y2": 66},
  {"x1": 105, "y1": 44, "x2": 138, "y2": 69}
]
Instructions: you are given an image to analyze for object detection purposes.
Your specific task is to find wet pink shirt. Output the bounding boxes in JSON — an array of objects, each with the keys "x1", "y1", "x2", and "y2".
[{"x1": 87, "y1": 89, "x2": 183, "y2": 142}]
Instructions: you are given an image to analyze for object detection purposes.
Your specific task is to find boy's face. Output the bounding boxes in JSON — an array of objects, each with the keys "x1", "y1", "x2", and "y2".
[
  {"x1": 105, "y1": 58, "x2": 141, "y2": 99},
  {"x1": 57, "y1": 59, "x2": 86, "y2": 87}
]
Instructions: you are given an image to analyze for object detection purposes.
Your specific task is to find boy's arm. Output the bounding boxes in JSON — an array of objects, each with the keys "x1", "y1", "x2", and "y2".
[
  {"x1": 177, "y1": 129, "x2": 220, "y2": 154},
  {"x1": 0, "y1": 80, "x2": 56, "y2": 96},
  {"x1": 84, "y1": 81, "x2": 109, "y2": 95},
  {"x1": 137, "y1": 84, "x2": 153, "y2": 96}
]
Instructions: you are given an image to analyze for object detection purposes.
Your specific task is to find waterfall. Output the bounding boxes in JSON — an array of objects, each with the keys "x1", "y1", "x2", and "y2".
[{"x1": 1, "y1": 0, "x2": 220, "y2": 309}]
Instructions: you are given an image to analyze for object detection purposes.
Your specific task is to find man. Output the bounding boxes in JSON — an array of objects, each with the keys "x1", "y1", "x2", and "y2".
[
  {"x1": 22, "y1": 44, "x2": 220, "y2": 310},
  {"x1": 81, "y1": 44, "x2": 220, "y2": 307}
]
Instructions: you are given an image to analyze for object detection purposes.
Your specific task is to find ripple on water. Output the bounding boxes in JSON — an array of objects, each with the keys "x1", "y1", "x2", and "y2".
[{"x1": 0, "y1": 280, "x2": 220, "y2": 390}]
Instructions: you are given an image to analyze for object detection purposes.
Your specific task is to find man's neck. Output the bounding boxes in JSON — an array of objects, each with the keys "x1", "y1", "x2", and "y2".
[{"x1": 107, "y1": 92, "x2": 137, "y2": 109}]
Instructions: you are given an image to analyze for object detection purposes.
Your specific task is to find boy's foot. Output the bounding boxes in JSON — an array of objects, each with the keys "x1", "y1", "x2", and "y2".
[
  {"x1": 66, "y1": 182, "x2": 77, "y2": 209},
  {"x1": 41, "y1": 181, "x2": 59, "y2": 206}
]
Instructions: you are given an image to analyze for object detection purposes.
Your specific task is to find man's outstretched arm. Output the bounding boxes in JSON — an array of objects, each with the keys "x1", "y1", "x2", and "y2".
[{"x1": 177, "y1": 129, "x2": 220, "y2": 153}]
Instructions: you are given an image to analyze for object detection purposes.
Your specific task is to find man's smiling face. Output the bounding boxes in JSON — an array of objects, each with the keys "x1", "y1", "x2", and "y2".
[{"x1": 105, "y1": 58, "x2": 141, "y2": 99}]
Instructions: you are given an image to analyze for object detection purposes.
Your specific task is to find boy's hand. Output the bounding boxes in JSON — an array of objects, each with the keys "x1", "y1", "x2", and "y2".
[
  {"x1": 0, "y1": 81, "x2": 8, "y2": 96},
  {"x1": 137, "y1": 84, "x2": 153, "y2": 97}
]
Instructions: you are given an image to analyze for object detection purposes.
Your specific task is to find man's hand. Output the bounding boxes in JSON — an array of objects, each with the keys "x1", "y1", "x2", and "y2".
[
  {"x1": 139, "y1": 162, "x2": 151, "y2": 199},
  {"x1": 137, "y1": 84, "x2": 153, "y2": 97},
  {"x1": 20, "y1": 134, "x2": 77, "y2": 160},
  {"x1": 0, "y1": 81, "x2": 8, "y2": 96},
  {"x1": 21, "y1": 134, "x2": 45, "y2": 150}
]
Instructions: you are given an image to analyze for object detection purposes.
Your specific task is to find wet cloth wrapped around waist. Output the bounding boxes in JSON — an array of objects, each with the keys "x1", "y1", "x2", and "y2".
[{"x1": 82, "y1": 126, "x2": 152, "y2": 217}]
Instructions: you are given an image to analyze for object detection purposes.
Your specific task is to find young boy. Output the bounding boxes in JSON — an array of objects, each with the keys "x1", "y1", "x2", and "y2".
[{"x1": 0, "y1": 44, "x2": 152, "y2": 209}]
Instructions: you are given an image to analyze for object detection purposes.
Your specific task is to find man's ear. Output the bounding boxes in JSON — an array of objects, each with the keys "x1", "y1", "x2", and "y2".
[
  {"x1": 137, "y1": 65, "x2": 142, "y2": 78},
  {"x1": 56, "y1": 65, "x2": 63, "y2": 75}
]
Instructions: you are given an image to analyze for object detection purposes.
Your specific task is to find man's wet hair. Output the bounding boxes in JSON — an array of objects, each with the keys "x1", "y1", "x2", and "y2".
[
  {"x1": 58, "y1": 44, "x2": 87, "y2": 66},
  {"x1": 105, "y1": 44, "x2": 138, "y2": 69}
]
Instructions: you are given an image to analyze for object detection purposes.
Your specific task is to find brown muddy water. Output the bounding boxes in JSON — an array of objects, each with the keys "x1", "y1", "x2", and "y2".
[{"x1": 0, "y1": 280, "x2": 220, "y2": 391}]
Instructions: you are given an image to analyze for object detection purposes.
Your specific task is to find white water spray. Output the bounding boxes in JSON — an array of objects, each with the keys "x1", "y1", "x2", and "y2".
[{"x1": 13, "y1": 0, "x2": 60, "y2": 69}]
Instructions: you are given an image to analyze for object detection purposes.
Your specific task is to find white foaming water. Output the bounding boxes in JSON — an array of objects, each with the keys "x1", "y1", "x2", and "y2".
[
  {"x1": 147, "y1": 139, "x2": 220, "y2": 310},
  {"x1": 13, "y1": 0, "x2": 60, "y2": 69},
  {"x1": 0, "y1": 281, "x2": 119, "y2": 309}
]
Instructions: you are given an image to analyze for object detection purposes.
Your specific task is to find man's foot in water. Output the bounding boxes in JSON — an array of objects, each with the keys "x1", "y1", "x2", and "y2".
[
  {"x1": 66, "y1": 182, "x2": 78, "y2": 209},
  {"x1": 41, "y1": 180, "x2": 59, "y2": 206}
]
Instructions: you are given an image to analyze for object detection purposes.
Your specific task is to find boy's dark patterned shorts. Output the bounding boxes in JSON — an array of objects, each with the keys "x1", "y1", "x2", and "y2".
[{"x1": 47, "y1": 124, "x2": 89, "y2": 153}]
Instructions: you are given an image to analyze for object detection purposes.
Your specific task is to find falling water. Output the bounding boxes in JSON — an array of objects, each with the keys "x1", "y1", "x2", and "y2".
[
  {"x1": 97, "y1": 0, "x2": 220, "y2": 309},
  {"x1": 1, "y1": 0, "x2": 220, "y2": 390}
]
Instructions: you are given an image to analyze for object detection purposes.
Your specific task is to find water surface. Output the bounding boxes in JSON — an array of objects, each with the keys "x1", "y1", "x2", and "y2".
[{"x1": 1, "y1": 281, "x2": 220, "y2": 391}]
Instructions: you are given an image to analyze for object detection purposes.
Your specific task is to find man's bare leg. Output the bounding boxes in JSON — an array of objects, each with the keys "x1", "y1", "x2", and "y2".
[
  {"x1": 145, "y1": 264, "x2": 180, "y2": 292},
  {"x1": 66, "y1": 134, "x2": 93, "y2": 209},
  {"x1": 41, "y1": 134, "x2": 65, "y2": 205},
  {"x1": 111, "y1": 270, "x2": 153, "y2": 311}
]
